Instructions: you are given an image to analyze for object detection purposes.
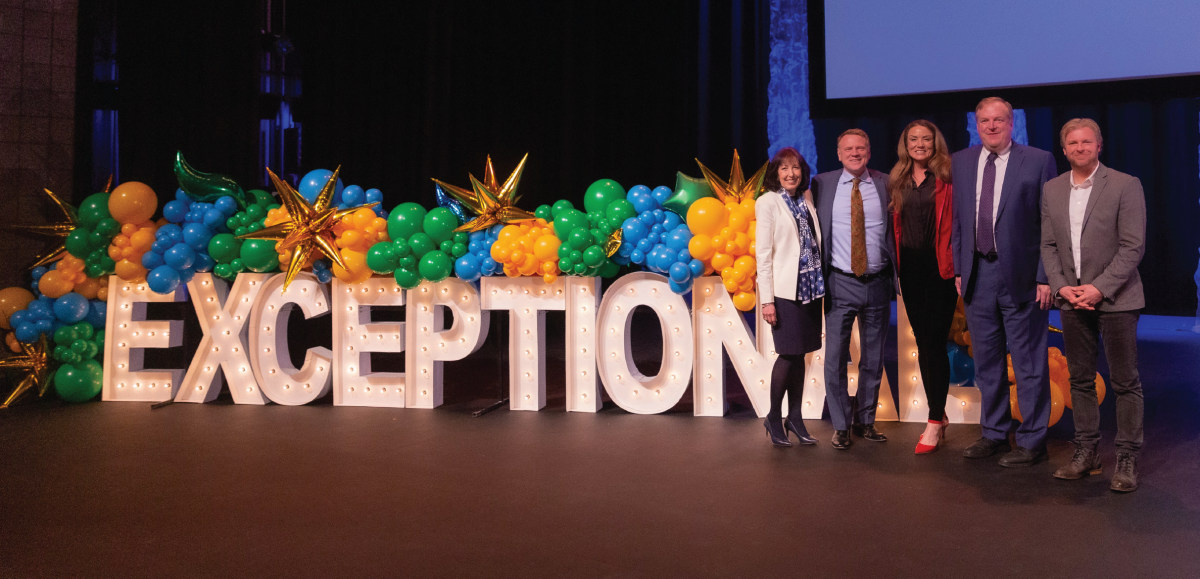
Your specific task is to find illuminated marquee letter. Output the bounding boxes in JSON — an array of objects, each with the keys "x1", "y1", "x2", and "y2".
[
  {"x1": 691, "y1": 277, "x2": 777, "y2": 417},
  {"x1": 479, "y1": 276, "x2": 564, "y2": 411},
  {"x1": 595, "y1": 273, "x2": 694, "y2": 414},
  {"x1": 248, "y1": 272, "x2": 333, "y2": 405},
  {"x1": 564, "y1": 277, "x2": 601, "y2": 412},
  {"x1": 403, "y1": 279, "x2": 489, "y2": 409},
  {"x1": 331, "y1": 277, "x2": 408, "y2": 408},
  {"x1": 102, "y1": 277, "x2": 185, "y2": 401},
  {"x1": 896, "y1": 294, "x2": 978, "y2": 423},
  {"x1": 174, "y1": 273, "x2": 269, "y2": 404}
]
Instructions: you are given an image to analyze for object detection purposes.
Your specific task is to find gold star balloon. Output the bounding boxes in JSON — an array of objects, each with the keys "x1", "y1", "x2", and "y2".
[
  {"x1": 695, "y1": 149, "x2": 770, "y2": 204},
  {"x1": 432, "y1": 154, "x2": 537, "y2": 233},
  {"x1": 238, "y1": 167, "x2": 376, "y2": 290},
  {"x1": 2, "y1": 188, "x2": 78, "y2": 269},
  {"x1": 0, "y1": 336, "x2": 53, "y2": 409}
]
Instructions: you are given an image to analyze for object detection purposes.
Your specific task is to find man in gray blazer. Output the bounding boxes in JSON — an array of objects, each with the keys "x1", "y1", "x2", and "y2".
[
  {"x1": 1041, "y1": 118, "x2": 1146, "y2": 492},
  {"x1": 812, "y1": 128, "x2": 896, "y2": 450}
]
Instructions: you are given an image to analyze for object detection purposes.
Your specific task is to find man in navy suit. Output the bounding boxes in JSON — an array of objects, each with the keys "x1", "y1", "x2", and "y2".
[
  {"x1": 951, "y1": 97, "x2": 1057, "y2": 466},
  {"x1": 812, "y1": 129, "x2": 896, "y2": 450}
]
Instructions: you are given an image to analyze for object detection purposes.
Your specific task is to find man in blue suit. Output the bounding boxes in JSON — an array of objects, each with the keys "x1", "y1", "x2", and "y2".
[
  {"x1": 951, "y1": 97, "x2": 1057, "y2": 466},
  {"x1": 812, "y1": 129, "x2": 896, "y2": 450}
]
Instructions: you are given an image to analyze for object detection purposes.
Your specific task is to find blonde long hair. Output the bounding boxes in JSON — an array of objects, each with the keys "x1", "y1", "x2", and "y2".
[{"x1": 888, "y1": 120, "x2": 952, "y2": 211}]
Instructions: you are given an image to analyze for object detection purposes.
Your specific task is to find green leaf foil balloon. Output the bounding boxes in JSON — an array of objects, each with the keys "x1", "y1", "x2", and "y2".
[{"x1": 175, "y1": 151, "x2": 248, "y2": 210}]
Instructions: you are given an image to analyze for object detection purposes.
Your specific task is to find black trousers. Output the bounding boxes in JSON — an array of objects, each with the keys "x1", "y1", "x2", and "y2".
[
  {"x1": 1059, "y1": 308, "x2": 1143, "y2": 455},
  {"x1": 898, "y1": 247, "x2": 958, "y2": 422}
]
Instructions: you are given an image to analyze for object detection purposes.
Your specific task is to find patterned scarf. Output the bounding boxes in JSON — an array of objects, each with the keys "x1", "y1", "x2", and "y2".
[{"x1": 781, "y1": 192, "x2": 826, "y2": 304}]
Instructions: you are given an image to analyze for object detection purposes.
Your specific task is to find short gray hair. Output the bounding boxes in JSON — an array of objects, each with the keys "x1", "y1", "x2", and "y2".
[{"x1": 1059, "y1": 118, "x2": 1103, "y2": 149}]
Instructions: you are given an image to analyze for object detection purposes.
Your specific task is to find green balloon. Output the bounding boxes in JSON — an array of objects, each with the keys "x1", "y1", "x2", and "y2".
[
  {"x1": 451, "y1": 243, "x2": 468, "y2": 258},
  {"x1": 71, "y1": 339, "x2": 89, "y2": 355},
  {"x1": 418, "y1": 250, "x2": 453, "y2": 282},
  {"x1": 53, "y1": 325, "x2": 78, "y2": 345},
  {"x1": 73, "y1": 322, "x2": 93, "y2": 340},
  {"x1": 208, "y1": 233, "x2": 242, "y2": 263},
  {"x1": 92, "y1": 331, "x2": 104, "y2": 350},
  {"x1": 396, "y1": 255, "x2": 417, "y2": 270},
  {"x1": 366, "y1": 242, "x2": 398, "y2": 274},
  {"x1": 535, "y1": 204, "x2": 553, "y2": 221},
  {"x1": 582, "y1": 245, "x2": 606, "y2": 267},
  {"x1": 452, "y1": 231, "x2": 470, "y2": 245},
  {"x1": 175, "y1": 151, "x2": 248, "y2": 209},
  {"x1": 245, "y1": 204, "x2": 267, "y2": 222},
  {"x1": 662, "y1": 171, "x2": 716, "y2": 218},
  {"x1": 95, "y1": 217, "x2": 121, "y2": 238},
  {"x1": 550, "y1": 199, "x2": 574, "y2": 218},
  {"x1": 605, "y1": 199, "x2": 637, "y2": 225},
  {"x1": 52, "y1": 345, "x2": 69, "y2": 361},
  {"x1": 65, "y1": 229, "x2": 91, "y2": 258},
  {"x1": 247, "y1": 189, "x2": 275, "y2": 206},
  {"x1": 77, "y1": 193, "x2": 111, "y2": 228},
  {"x1": 559, "y1": 258, "x2": 575, "y2": 273},
  {"x1": 424, "y1": 207, "x2": 459, "y2": 243},
  {"x1": 81, "y1": 340, "x2": 99, "y2": 360},
  {"x1": 408, "y1": 232, "x2": 435, "y2": 257},
  {"x1": 54, "y1": 360, "x2": 103, "y2": 403},
  {"x1": 59, "y1": 350, "x2": 82, "y2": 365},
  {"x1": 583, "y1": 179, "x2": 626, "y2": 214},
  {"x1": 391, "y1": 239, "x2": 411, "y2": 258},
  {"x1": 568, "y1": 228, "x2": 592, "y2": 250},
  {"x1": 598, "y1": 260, "x2": 620, "y2": 278},
  {"x1": 438, "y1": 240, "x2": 454, "y2": 254},
  {"x1": 557, "y1": 244, "x2": 572, "y2": 261},
  {"x1": 573, "y1": 262, "x2": 587, "y2": 275},
  {"x1": 554, "y1": 209, "x2": 589, "y2": 242},
  {"x1": 388, "y1": 202, "x2": 427, "y2": 241},
  {"x1": 394, "y1": 267, "x2": 421, "y2": 289},
  {"x1": 240, "y1": 239, "x2": 280, "y2": 272},
  {"x1": 569, "y1": 250, "x2": 583, "y2": 263},
  {"x1": 214, "y1": 263, "x2": 233, "y2": 279}
]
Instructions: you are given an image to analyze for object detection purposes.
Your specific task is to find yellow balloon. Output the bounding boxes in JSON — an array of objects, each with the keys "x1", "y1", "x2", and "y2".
[
  {"x1": 686, "y1": 197, "x2": 728, "y2": 237},
  {"x1": 114, "y1": 259, "x2": 148, "y2": 283},
  {"x1": 1095, "y1": 373, "x2": 1106, "y2": 405},
  {"x1": 732, "y1": 291, "x2": 756, "y2": 311},
  {"x1": 74, "y1": 276, "x2": 106, "y2": 300},
  {"x1": 543, "y1": 273, "x2": 557, "y2": 284},
  {"x1": 711, "y1": 252, "x2": 734, "y2": 271},
  {"x1": 1010, "y1": 384, "x2": 1023, "y2": 422},
  {"x1": 728, "y1": 210, "x2": 750, "y2": 233},
  {"x1": 37, "y1": 269, "x2": 73, "y2": 298},
  {"x1": 0, "y1": 287, "x2": 36, "y2": 329},
  {"x1": 733, "y1": 255, "x2": 756, "y2": 275},
  {"x1": 518, "y1": 257, "x2": 540, "y2": 276},
  {"x1": 723, "y1": 277, "x2": 739, "y2": 292},
  {"x1": 332, "y1": 250, "x2": 372, "y2": 284},
  {"x1": 108, "y1": 181, "x2": 158, "y2": 224},
  {"x1": 533, "y1": 234, "x2": 561, "y2": 262},
  {"x1": 688, "y1": 234, "x2": 715, "y2": 261}
]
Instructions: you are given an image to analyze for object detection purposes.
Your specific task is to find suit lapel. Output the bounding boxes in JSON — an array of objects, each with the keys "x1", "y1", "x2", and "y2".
[
  {"x1": 871, "y1": 169, "x2": 888, "y2": 217},
  {"x1": 995, "y1": 143, "x2": 1025, "y2": 222},
  {"x1": 1054, "y1": 176, "x2": 1074, "y2": 270},
  {"x1": 963, "y1": 147, "x2": 980, "y2": 244},
  {"x1": 1082, "y1": 163, "x2": 1107, "y2": 232}
]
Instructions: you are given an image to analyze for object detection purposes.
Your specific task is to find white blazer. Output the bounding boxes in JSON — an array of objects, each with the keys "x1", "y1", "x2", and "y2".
[{"x1": 755, "y1": 189, "x2": 823, "y2": 304}]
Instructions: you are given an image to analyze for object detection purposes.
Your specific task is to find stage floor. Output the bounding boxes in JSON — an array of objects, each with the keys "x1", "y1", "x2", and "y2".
[{"x1": 2, "y1": 315, "x2": 1199, "y2": 577}]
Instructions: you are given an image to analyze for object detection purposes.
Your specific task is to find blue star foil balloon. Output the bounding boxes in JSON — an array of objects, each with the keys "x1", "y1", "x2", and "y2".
[{"x1": 435, "y1": 183, "x2": 470, "y2": 225}]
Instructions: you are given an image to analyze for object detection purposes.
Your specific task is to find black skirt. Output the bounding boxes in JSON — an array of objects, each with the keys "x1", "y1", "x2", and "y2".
[{"x1": 770, "y1": 296, "x2": 823, "y2": 355}]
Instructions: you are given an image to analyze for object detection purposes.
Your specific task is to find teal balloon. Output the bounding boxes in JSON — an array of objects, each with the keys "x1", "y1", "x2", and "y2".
[
  {"x1": 424, "y1": 207, "x2": 459, "y2": 243},
  {"x1": 662, "y1": 171, "x2": 716, "y2": 217},
  {"x1": 418, "y1": 250, "x2": 453, "y2": 282},
  {"x1": 554, "y1": 209, "x2": 589, "y2": 242},
  {"x1": 175, "y1": 151, "x2": 248, "y2": 209},
  {"x1": 583, "y1": 179, "x2": 625, "y2": 214},
  {"x1": 408, "y1": 232, "x2": 435, "y2": 257},
  {"x1": 366, "y1": 242, "x2": 398, "y2": 274},
  {"x1": 54, "y1": 359, "x2": 103, "y2": 403},
  {"x1": 394, "y1": 267, "x2": 421, "y2": 289},
  {"x1": 388, "y1": 202, "x2": 427, "y2": 240}
]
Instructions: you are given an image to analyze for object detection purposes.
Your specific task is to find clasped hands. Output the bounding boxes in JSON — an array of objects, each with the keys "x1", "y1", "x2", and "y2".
[{"x1": 1058, "y1": 284, "x2": 1104, "y2": 310}]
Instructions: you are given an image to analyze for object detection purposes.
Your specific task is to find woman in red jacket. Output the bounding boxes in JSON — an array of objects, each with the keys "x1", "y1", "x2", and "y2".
[{"x1": 888, "y1": 120, "x2": 957, "y2": 454}]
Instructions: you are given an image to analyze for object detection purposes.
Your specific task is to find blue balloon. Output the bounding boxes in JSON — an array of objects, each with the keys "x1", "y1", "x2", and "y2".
[
  {"x1": 658, "y1": 248, "x2": 678, "y2": 269},
  {"x1": 215, "y1": 195, "x2": 239, "y2": 216},
  {"x1": 480, "y1": 256, "x2": 498, "y2": 276},
  {"x1": 142, "y1": 251, "x2": 165, "y2": 269},
  {"x1": 365, "y1": 188, "x2": 383, "y2": 204},
  {"x1": 677, "y1": 249, "x2": 691, "y2": 264},
  {"x1": 31, "y1": 266, "x2": 47, "y2": 280},
  {"x1": 665, "y1": 226, "x2": 691, "y2": 250},
  {"x1": 342, "y1": 185, "x2": 365, "y2": 207},
  {"x1": 86, "y1": 300, "x2": 106, "y2": 329},
  {"x1": 650, "y1": 223, "x2": 664, "y2": 234},
  {"x1": 157, "y1": 224, "x2": 182, "y2": 243},
  {"x1": 175, "y1": 188, "x2": 190, "y2": 202},
  {"x1": 652, "y1": 209, "x2": 665, "y2": 222},
  {"x1": 299, "y1": 169, "x2": 345, "y2": 205},
  {"x1": 688, "y1": 259, "x2": 705, "y2": 277},
  {"x1": 34, "y1": 318, "x2": 53, "y2": 334},
  {"x1": 202, "y1": 209, "x2": 226, "y2": 229},
  {"x1": 164, "y1": 243, "x2": 196, "y2": 270},
  {"x1": 151, "y1": 239, "x2": 173, "y2": 254},
  {"x1": 622, "y1": 217, "x2": 648, "y2": 242},
  {"x1": 630, "y1": 249, "x2": 645, "y2": 264},
  {"x1": 193, "y1": 253, "x2": 215, "y2": 273},
  {"x1": 28, "y1": 300, "x2": 52, "y2": 320},
  {"x1": 9, "y1": 310, "x2": 28, "y2": 328},
  {"x1": 455, "y1": 254, "x2": 482, "y2": 282},
  {"x1": 669, "y1": 262, "x2": 692, "y2": 283},
  {"x1": 652, "y1": 186, "x2": 673, "y2": 205},
  {"x1": 14, "y1": 322, "x2": 40, "y2": 342},
  {"x1": 182, "y1": 223, "x2": 214, "y2": 250},
  {"x1": 663, "y1": 211, "x2": 683, "y2": 231},
  {"x1": 147, "y1": 266, "x2": 182, "y2": 294},
  {"x1": 668, "y1": 278, "x2": 691, "y2": 295},
  {"x1": 636, "y1": 238, "x2": 652, "y2": 253},
  {"x1": 178, "y1": 266, "x2": 196, "y2": 284},
  {"x1": 53, "y1": 293, "x2": 90, "y2": 323},
  {"x1": 163, "y1": 200, "x2": 189, "y2": 223},
  {"x1": 639, "y1": 212, "x2": 657, "y2": 225},
  {"x1": 315, "y1": 269, "x2": 333, "y2": 284}
]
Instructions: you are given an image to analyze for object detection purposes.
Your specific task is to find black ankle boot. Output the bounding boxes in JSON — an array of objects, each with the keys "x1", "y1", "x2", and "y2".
[
  {"x1": 764, "y1": 418, "x2": 791, "y2": 446},
  {"x1": 785, "y1": 417, "x2": 817, "y2": 445}
]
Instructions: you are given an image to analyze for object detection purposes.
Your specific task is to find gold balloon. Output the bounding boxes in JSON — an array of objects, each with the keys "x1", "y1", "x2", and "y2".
[
  {"x1": 238, "y1": 167, "x2": 376, "y2": 291},
  {"x1": 1, "y1": 188, "x2": 78, "y2": 269},
  {"x1": 695, "y1": 150, "x2": 770, "y2": 204},
  {"x1": 0, "y1": 335, "x2": 53, "y2": 409},
  {"x1": 432, "y1": 154, "x2": 537, "y2": 233}
]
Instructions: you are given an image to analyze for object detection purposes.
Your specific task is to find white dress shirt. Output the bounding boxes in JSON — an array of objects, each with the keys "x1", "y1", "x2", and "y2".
[
  {"x1": 1069, "y1": 163, "x2": 1100, "y2": 277},
  {"x1": 830, "y1": 169, "x2": 886, "y2": 274},
  {"x1": 975, "y1": 140, "x2": 1013, "y2": 251}
]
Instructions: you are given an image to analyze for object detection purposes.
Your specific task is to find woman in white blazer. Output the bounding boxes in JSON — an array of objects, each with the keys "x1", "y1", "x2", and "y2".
[{"x1": 755, "y1": 147, "x2": 824, "y2": 447}]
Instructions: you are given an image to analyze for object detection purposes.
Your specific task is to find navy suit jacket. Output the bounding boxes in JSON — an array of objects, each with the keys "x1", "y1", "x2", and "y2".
[
  {"x1": 811, "y1": 167, "x2": 896, "y2": 308},
  {"x1": 950, "y1": 143, "x2": 1057, "y2": 304}
]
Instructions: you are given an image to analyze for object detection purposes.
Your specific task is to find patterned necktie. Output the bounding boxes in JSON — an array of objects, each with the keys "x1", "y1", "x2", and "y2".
[
  {"x1": 976, "y1": 152, "x2": 999, "y2": 255},
  {"x1": 850, "y1": 177, "x2": 867, "y2": 276}
]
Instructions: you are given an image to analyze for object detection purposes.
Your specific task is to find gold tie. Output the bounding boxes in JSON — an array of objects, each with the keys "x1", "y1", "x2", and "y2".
[{"x1": 850, "y1": 177, "x2": 867, "y2": 276}]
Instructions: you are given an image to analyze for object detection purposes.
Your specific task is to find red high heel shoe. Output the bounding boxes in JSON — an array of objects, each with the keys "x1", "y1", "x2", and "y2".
[{"x1": 915, "y1": 419, "x2": 945, "y2": 454}]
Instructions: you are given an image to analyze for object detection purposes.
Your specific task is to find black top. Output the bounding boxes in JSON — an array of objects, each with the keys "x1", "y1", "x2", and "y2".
[{"x1": 900, "y1": 171, "x2": 937, "y2": 249}]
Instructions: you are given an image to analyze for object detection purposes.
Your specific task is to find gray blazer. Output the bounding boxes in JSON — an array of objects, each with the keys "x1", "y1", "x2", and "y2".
[
  {"x1": 1040, "y1": 163, "x2": 1146, "y2": 311},
  {"x1": 811, "y1": 168, "x2": 896, "y2": 310}
]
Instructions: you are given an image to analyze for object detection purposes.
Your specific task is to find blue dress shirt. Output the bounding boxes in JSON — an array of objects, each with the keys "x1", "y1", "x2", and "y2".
[{"x1": 830, "y1": 169, "x2": 886, "y2": 274}]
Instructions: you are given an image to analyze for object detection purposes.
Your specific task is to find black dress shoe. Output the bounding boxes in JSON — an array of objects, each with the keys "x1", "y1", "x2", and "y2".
[
  {"x1": 999, "y1": 446, "x2": 1048, "y2": 468},
  {"x1": 831, "y1": 430, "x2": 852, "y2": 450},
  {"x1": 785, "y1": 417, "x2": 817, "y2": 445},
  {"x1": 963, "y1": 437, "x2": 1012, "y2": 459},
  {"x1": 851, "y1": 423, "x2": 887, "y2": 442},
  {"x1": 1111, "y1": 453, "x2": 1139, "y2": 493},
  {"x1": 764, "y1": 418, "x2": 791, "y2": 447},
  {"x1": 1053, "y1": 443, "x2": 1102, "y2": 480}
]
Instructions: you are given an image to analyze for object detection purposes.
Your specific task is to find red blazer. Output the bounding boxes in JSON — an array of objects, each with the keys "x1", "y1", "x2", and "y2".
[{"x1": 893, "y1": 178, "x2": 955, "y2": 280}]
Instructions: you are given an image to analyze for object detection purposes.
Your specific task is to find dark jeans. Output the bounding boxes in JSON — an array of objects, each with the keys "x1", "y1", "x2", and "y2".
[
  {"x1": 899, "y1": 247, "x2": 958, "y2": 422},
  {"x1": 1059, "y1": 308, "x2": 1144, "y2": 455}
]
